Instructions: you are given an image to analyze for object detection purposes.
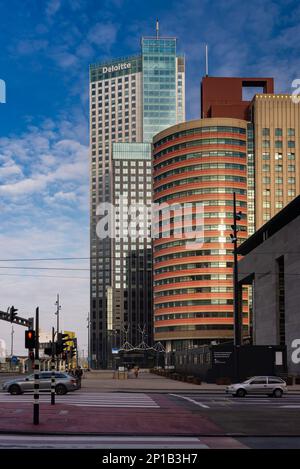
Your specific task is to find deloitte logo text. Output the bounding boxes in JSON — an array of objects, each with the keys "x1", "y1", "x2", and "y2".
[{"x1": 102, "y1": 63, "x2": 131, "y2": 74}]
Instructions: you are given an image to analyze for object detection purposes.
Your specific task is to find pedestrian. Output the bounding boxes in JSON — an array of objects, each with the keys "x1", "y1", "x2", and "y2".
[
  {"x1": 75, "y1": 366, "x2": 83, "y2": 388},
  {"x1": 134, "y1": 366, "x2": 139, "y2": 378}
]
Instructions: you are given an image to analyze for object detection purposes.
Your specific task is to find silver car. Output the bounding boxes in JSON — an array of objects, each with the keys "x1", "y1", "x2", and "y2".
[
  {"x1": 226, "y1": 376, "x2": 288, "y2": 398},
  {"x1": 2, "y1": 371, "x2": 78, "y2": 395}
]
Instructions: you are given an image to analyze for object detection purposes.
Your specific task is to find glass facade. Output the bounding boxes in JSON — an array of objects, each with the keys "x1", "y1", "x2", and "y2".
[
  {"x1": 113, "y1": 142, "x2": 151, "y2": 160},
  {"x1": 89, "y1": 32, "x2": 185, "y2": 368},
  {"x1": 142, "y1": 38, "x2": 178, "y2": 142}
]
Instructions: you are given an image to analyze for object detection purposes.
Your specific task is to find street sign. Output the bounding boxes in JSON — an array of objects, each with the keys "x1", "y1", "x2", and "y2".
[
  {"x1": 112, "y1": 348, "x2": 119, "y2": 354},
  {"x1": 11, "y1": 356, "x2": 19, "y2": 364}
]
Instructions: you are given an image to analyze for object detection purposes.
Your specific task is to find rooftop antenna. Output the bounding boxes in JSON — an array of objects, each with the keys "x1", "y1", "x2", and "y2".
[
  {"x1": 156, "y1": 18, "x2": 159, "y2": 39},
  {"x1": 205, "y1": 44, "x2": 209, "y2": 76}
]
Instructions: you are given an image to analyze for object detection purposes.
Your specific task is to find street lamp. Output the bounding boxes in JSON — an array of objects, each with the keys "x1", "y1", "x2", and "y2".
[{"x1": 230, "y1": 192, "x2": 243, "y2": 347}]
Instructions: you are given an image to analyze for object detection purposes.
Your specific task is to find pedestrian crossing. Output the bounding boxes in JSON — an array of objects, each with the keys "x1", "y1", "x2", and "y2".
[
  {"x1": 172, "y1": 393, "x2": 300, "y2": 409},
  {"x1": 0, "y1": 435, "x2": 210, "y2": 449},
  {"x1": 0, "y1": 392, "x2": 160, "y2": 408}
]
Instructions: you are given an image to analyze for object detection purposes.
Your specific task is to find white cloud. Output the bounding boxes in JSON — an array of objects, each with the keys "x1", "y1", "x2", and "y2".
[
  {"x1": 0, "y1": 116, "x2": 90, "y2": 356},
  {"x1": 46, "y1": 0, "x2": 62, "y2": 18},
  {"x1": 87, "y1": 22, "x2": 118, "y2": 49}
]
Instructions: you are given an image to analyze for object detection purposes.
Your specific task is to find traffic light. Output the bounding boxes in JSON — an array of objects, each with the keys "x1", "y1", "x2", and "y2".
[
  {"x1": 10, "y1": 306, "x2": 18, "y2": 322},
  {"x1": 25, "y1": 330, "x2": 35, "y2": 349},
  {"x1": 70, "y1": 347, "x2": 76, "y2": 358},
  {"x1": 44, "y1": 346, "x2": 52, "y2": 356},
  {"x1": 29, "y1": 350, "x2": 34, "y2": 361},
  {"x1": 56, "y1": 333, "x2": 69, "y2": 354}
]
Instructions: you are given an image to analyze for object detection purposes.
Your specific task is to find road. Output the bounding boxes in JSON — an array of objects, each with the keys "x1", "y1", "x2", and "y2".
[{"x1": 0, "y1": 390, "x2": 300, "y2": 448}]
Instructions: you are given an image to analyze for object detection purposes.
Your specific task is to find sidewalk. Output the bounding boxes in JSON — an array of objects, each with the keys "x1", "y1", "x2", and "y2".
[{"x1": 80, "y1": 370, "x2": 300, "y2": 393}]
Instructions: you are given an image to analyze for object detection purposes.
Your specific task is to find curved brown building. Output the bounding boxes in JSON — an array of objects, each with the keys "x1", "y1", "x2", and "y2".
[{"x1": 153, "y1": 118, "x2": 249, "y2": 351}]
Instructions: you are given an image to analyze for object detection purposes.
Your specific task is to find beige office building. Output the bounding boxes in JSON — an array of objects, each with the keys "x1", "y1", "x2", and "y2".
[{"x1": 251, "y1": 94, "x2": 300, "y2": 228}]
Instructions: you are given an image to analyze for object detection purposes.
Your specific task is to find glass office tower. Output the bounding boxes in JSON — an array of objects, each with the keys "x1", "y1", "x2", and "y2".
[
  {"x1": 89, "y1": 31, "x2": 185, "y2": 368},
  {"x1": 142, "y1": 38, "x2": 185, "y2": 142}
]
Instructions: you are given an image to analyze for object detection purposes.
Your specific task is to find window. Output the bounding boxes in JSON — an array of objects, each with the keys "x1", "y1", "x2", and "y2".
[
  {"x1": 262, "y1": 128, "x2": 270, "y2": 136},
  {"x1": 288, "y1": 140, "x2": 295, "y2": 148},
  {"x1": 250, "y1": 378, "x2": 267, "y2": 385},
  {"x1": 268, "y1": 377, "x2": 284, "y2": 384},
  {"x1": 287, "y1": 128, "x2": 295, "y2": 136},
  {"x1": 262, "y1": 152, "x2": 270, "y2": 160},
  {"x1": 275, "y1": 128, "x2": 282, "y2": 136},
  {"x1": 262, "y1": 140, "x2": 270, "y2": 148},
  {"x1": 275, "y1": 140, "x2": 283, "y2": 148}
]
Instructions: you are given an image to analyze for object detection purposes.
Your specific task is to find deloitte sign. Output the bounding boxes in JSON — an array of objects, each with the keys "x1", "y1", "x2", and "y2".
[{"x1": 102, "y1": 63, "x2": 131, "y2": 74}]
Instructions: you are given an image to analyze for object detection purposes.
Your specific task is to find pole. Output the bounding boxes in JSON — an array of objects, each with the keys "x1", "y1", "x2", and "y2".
[
  {"x1": 51, "y1": 327, "x2": 55, "y2": 405},
  {"x1": 87, "y1": 312, "x2": 90, "y2": 369},
  {"x1": 10, "y1": 325, "x2": 14, "y2": 356},
  {"x1": 55, "y1": 294, "x2": 61, "y2": 371},
  {"x1": 233, "y1": 192, "x2": 241, "y2": 347},
  {"x1": 33, "y1": 307, "x2": 40, "y2": 425},
  {"x1": 205, "y1": 44, "x2": 209, "y2": 76}
]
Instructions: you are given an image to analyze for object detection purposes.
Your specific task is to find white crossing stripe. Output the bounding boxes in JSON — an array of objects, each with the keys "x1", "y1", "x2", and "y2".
[
  {"x1": 0, "y1": 435, "x2": 208, "y2": 449},
  {"x1": 0, "y1": 392, "x2": 160, "y2": 408},
  {"x1": 170, "y1": 393, "x2": 210, "y2": 408}
]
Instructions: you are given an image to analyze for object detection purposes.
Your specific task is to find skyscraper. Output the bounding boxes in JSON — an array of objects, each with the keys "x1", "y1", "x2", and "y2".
[
  {"x1": 153, "y1": 118, "x2": 249, "y2": 351},
  {"x1": 89, "y1": 29, "x2": 185, "y2": 368},
  {"x1": 250, "y1": 94, "x2": 299, "y2": 229},
  {"x1": 201, "y1": 77, "x2": 300, "y2": 230}
]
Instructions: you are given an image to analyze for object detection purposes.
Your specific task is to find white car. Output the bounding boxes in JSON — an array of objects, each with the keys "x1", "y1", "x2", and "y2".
[{"x1": 226, "y1": 376, "x2": 288, "y2": 398}]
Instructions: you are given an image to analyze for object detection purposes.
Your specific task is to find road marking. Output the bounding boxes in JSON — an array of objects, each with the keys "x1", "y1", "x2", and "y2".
[
  {"x1": 0, "y1": 392, "x2": 160, "y2": 408},
  {"x1": 0, "y1": 435, "x2": 209, "y2": 449},
  {"x1": 170, "y1": 393, "x2": 210, "y2": 408},
  {"x1": 280, "y1": 405, "x2": 300, "y2": 408}
]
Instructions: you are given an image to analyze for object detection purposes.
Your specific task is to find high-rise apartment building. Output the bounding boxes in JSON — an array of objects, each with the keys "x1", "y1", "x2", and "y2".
[
  {"x1": 152, "y1": 75, "x2": 300, "y2": 351},
  {"x1": 89, "y1": 31, "x2": 185, "y2": 367},
  {"x1": 153, "y1": 118, "x2": 249, "y2": 351}
]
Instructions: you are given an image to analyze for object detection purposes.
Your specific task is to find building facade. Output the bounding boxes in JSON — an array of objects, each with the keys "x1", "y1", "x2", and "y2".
[
  {"x1": 111, "y1": 143, "x2": 152, "y2": 355},
  {"x1": 237, "y1": 196, "x2": 300, "y2": 375},
  {"x1": 251, "y1": 94, "x2": 300, "y2": 229},
  {"x1": 201, "y1": 77, "x2": 300, "y2": 231},
  {"x1": 89, "y1": 34, "x2": 185, "y2": 367},
  {"x1": 152, "y1": 118, "x2": 249, "y2": 352}
]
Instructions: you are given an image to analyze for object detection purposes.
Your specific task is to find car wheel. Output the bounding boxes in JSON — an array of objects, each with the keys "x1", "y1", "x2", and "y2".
[
  {"x1": 55, "y1": 384, "x2": 67, "y2": 395},
  {"x1": 273, "y1": 388, "x2": 283, "y2": 398},
  {"x1": 9, "y1": 384, "x2": 22, "y2": 395},
  {"x1": 236, "y1": 388, "x2": 246, "y2": 398}
]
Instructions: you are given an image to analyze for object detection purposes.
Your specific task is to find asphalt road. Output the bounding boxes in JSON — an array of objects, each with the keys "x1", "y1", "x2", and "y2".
[
  {"x1": 1, "y1": 388, "x2": 300, "y2": 448},
  {"x1": 169, "y1": 392, "x2": 300, "y2": 437}
]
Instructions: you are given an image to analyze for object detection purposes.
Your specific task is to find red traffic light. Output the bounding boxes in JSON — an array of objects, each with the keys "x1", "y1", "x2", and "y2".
[{"x1": 25, "y1": 330, "x2": 36, "y2": 349}]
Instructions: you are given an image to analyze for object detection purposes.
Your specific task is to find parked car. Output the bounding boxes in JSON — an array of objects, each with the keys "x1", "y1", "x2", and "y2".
[
  {"x1": 226, "y1": 376, "x2": 288, "y2": 398},
  {"x1": 1, "y1": 371, "x2": 78, "y2": 395}
]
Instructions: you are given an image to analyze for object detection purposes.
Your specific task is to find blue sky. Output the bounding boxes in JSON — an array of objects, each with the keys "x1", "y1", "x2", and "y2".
[{"x1": 0, "y1": 0, "x2": 300, "y2": 355}]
